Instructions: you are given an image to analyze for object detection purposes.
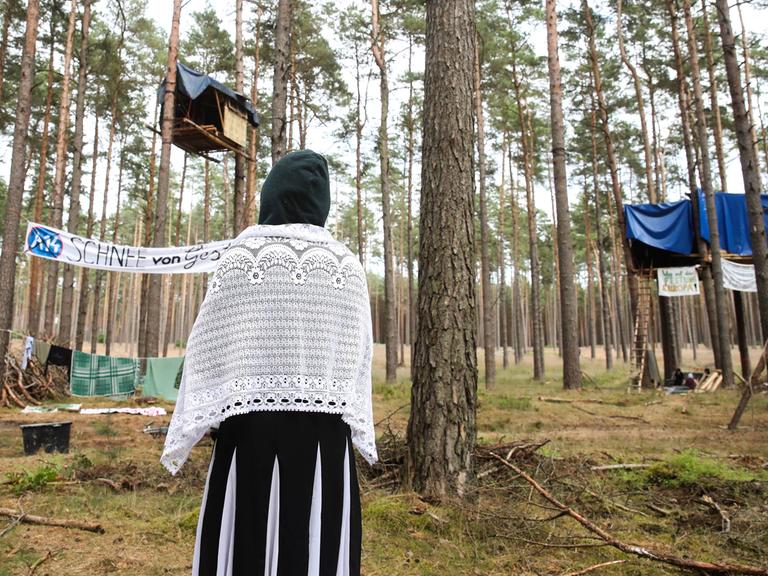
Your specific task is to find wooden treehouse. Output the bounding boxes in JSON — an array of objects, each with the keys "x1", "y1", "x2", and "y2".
[{"x1": 159, "y1": 62, "x2": 260, "y2": 160}]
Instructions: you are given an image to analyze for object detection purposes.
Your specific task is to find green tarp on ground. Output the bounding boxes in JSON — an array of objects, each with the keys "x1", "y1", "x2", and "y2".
[
  {"x1": 142, "y1": 357, "x2": 184, "y2": 401},
  {"x1": 70, "y1": 351, "x2": 138, "y2": 397}
]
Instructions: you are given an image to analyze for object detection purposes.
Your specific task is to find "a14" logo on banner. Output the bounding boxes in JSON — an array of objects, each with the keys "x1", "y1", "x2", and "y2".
[{"x1": 28, "y1": 226, "x2": 63, "y2": 258}]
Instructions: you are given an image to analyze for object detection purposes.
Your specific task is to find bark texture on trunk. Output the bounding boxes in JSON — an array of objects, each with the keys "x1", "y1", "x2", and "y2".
[
  {"x1": 546, "y1": 0, "x2": 580, "y2": 389},
  {"x1": 407, "y1": 0, "x2": 477, "y2": 500},
  {"x1": 271, "y1": 0, "x2": 291, "y2": 164},
  {"x1": 0, "y1": 0, "x2": 40, "y2": 385},
  {"x1": 233, "y1": 0, "x2": 246, "y2": 234},
  {"x1": 715, "y1": 0, "x2": 768, "y2": 342},
  {"x1": 146, "y1": 0, "x2": 182, "y2": 358}
]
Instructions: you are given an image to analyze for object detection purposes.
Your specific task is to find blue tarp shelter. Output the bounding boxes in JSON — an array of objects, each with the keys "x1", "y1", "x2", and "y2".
[{"x1": 624, "y1": 191, "x2": 768, "y2": 266}]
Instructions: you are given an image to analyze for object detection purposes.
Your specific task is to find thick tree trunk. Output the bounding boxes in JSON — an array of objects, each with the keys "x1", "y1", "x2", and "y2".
[
  {"x1": 473, "y1": 36, "x2": 495, "y2": 388},
  {"x1": 44, "y1": 0, "x2": 78, "y2": 340},
  {"x1": 546, "y1": 0, "x2": 580, "y2": 389},
  {"x1": 271, "y1": 0, "x2": 291, "y2": 164},
  {"x1": 26, "y1": 35, "x2": 55, "y2": 336},
  {"x1": 146, "y1": 0, "x2": 181, "y2": 359},
  {"x1": 0, "y1": 0, "x2": 39, "y2": 385},
  {"x1": 407, "y1": 0, "x2": 477, "y2": 500},
  {"x1": 715, "y1": 0, "x2": 768, "y2": 343},
  {"x1": 682, "y1": 0, "x2": 733, "y2": 388},
  {"x1": 59, "y1": 0, "x2": 92, "y2": 346},
  {"x1": 371, "y1": 0, "x2": 397, "y2": 383},
  {"x1": 75, "y1": 113, "x2": 99, "y2": 351}
]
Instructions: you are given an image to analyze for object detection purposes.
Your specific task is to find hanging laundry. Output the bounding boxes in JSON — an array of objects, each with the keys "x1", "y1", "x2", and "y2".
[
  {"x1": 21, "y1": 336, "x2": 34, "y2": 369},
  {"x1": 70, "y1": 351, "x2": 137, "y2": 397},
  {"x1": 46, "y1": 345, "x2": 73, "y2": 376},
  {"x1": 142, "y1": 357, "x2": 183, "y2": 402},
  {"x1": 33, "y1": 339, "x2": 51, "y2": 364}
]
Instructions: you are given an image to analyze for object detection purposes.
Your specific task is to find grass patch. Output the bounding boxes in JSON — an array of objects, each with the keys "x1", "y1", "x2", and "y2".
[
  {"x1": 91, "y1": 417, "x2": 118, "y2": 437},
  {"x1": 5, "y1": 464, "x2": 59, "y2": 495},
  {"x1": 623, "y1": 450, "x2": 767, "y2": 489}
]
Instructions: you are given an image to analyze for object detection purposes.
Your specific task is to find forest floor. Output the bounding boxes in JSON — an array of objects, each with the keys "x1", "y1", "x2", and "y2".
[{"x1": 0, "y1": 345, "x2": 767, "y2": 575}]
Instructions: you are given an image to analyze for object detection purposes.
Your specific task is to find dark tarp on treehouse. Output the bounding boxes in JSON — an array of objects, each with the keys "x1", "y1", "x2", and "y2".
[
  {"x1": 624, "y1": 191, "x2": 768, "y2": 268},
  {"x1": 157, "y1": 62, "x2": 260, "y2": 157}
]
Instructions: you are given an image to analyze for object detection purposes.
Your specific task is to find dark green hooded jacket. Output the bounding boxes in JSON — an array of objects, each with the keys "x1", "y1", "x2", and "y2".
[{"x1": 258, "y1": 150, "x2": 330, "y2": 227}]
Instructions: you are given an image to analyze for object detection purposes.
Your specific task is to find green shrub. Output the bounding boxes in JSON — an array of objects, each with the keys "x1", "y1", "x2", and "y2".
[{"x1": 5, "y1": 464, "x2": 59, "y2": 495}]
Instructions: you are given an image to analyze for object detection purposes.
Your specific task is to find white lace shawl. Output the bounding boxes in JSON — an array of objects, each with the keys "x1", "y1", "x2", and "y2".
[{"x1": 161, "y1": 224, "x2": 377, "y2": 474}]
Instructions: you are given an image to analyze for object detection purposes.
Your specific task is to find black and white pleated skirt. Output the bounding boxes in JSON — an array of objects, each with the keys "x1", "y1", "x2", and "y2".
[{"x1": 192, "y1": 411, "x2": 362, "y2": 576}]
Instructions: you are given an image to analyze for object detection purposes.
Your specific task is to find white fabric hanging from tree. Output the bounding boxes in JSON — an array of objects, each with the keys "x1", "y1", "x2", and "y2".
[{"x1": 721, "y1": 259, "x2": 757, "y2": 292}]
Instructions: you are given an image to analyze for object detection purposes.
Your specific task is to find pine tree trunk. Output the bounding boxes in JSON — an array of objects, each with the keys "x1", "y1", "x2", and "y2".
[
  {"x1": 271, "y1": 0, "x2": 291, "y2": 164},
  {"x1": 245, "y1": 5, "x2": 262, "y2": 226},
  {"x1": 355, "y1": 37, "x2": 365, "y2": 265},
  {"x1": 715, "y1": 0, "x2": 768, "y2": 343},
  {"x1": 90, "y1": 94, "x2": 118, "y2": 354},
  {"x1": 44, "y1": 0, "x2": 78, "y2": 340},
  {"x1": 701, "y1": 0, "x2": 728, "y2": 191},
  {"x1": 407, "y1": 0, "x2": 477, "y2": 500},
  {"x1": 372, "y1": 0, "x2": 397, "y2": 383},
  {"x1": 138, "y1": 104, "x2": 159, "y2": 360},
  {"x1": 0, "y1": 0, "x2": 39, "y2": 385},
  {"x1": 616, "y1": 0, "x2": 655, "y2": 203},
  {"x1": 682, "y1": 0, "x2": 734, "y2": 388},
  {"x1": 26, "y1": 34, "x2": 55, "y2": 336},
  {"x1": 584, "y1": 189, "x2": 597, "y2": 359},
  {"x1": 163, "y1": 155, "x2": 186, "y2": 357},
  {"x1": 473, "y1": 36, "x2": 495, "y2": 388},
  {"x1": 583, "y1": 0, "x2": 637, "y2": 324},
  {"x1": 59, "y1": 0, "x2": 92, "y2": 346},
  {"x1": 546, "y1": 0, "x2": 580, "y2": 389},
  {"x1": 146, "y1": 0, "x2": 181, "y2": 358},
  {"x1": 105, "y1": 145, "x2": 125, "y2": 356},
  {"x1": 510, "y1": 50, "x2": 544, "y2": 379},
  {"x1": 406, "y1": 37, "x2": 416, "y2": 360},
  {"x1": 509, "y1": 145, "x2": 524, "y2": 364},
  {"x1": 75, "y1": 111, "x2": 99, "y2": 351},
  {"x1": 499, "y1": 139, "x2": 509, "y2": 369},
  {"x1": 233, "y1": 0, "x2": 246, "y2": 234},
  {"x1": 0, "y1": 0, "x2": 12, "y2": 104}
]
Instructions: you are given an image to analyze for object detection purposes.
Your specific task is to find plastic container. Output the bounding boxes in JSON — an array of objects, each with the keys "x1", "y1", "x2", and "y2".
[{"x1": 19, "y1": 421, "x2": 72, "y2": 455}]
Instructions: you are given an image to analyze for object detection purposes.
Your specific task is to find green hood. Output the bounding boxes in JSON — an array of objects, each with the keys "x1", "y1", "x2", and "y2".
[{"x1": 258, "y1": 150, "x2": 331, "y2": 227}]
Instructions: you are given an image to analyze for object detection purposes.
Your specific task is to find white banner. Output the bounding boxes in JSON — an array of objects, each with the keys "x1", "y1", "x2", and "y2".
[
  {"x1": 722, "y1": 259, "x2": 757, "y2": 292},
  {"x1": 24, "y1": 222, "x2": 233, "y2": 274},
  {"x1": 657, "y1": 267, "x2": 700, "y2": 297}
]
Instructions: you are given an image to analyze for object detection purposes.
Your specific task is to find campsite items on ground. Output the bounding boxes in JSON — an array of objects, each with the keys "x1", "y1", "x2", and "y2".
[
  {"x1": 19, "y1": 421, "x2": 72, "y2": 455},
  {"x1": 22, "y1": 403, "x2": 81, "y2": 414},
  {"x1": 80, "y1": 407, "x2": 166, "y2": 416},
  {"x1": 143, "y1": 424, "x2": 169, "y2": 438}
]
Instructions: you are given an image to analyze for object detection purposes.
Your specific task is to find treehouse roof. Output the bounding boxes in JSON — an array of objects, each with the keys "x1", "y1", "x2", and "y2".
[{"x1": 157, "y1": 62, "x2": 260, "y2": 128}]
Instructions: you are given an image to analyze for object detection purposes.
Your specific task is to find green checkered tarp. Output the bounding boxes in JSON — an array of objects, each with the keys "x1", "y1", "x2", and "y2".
[{"x1": 70, "y1": 350, "x2": 138, "y2": 397}]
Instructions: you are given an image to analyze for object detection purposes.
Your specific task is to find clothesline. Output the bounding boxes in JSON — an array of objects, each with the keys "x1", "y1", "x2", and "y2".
[{"x1": 0, "y1": 327, "x2": 185, "y2": 361}]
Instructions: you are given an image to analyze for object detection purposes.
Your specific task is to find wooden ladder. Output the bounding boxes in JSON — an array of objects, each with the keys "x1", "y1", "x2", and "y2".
[{"x1": 632, "y1": 270, "x2": 653, "y2": 391}]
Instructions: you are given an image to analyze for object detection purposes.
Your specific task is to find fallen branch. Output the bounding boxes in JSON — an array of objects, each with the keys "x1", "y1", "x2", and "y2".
[
  {"x1": 490, "y1": 453, "x2": 768, "y2": 575},
  {"x1": 591, "y1": 463, "x2": 651, "y2": 471},
  {"x1": 562, "y1": 559, "x2": 626, "y2": 576},
  {"x1": 0, "y1": 507, "x2": 104, "y2": 534},
  {"x1": 28, "y1": 549, "x2": 59, "y2": 576},
  {"x1": 700, "y1": 495, "x2": 731, "y2": 533}
]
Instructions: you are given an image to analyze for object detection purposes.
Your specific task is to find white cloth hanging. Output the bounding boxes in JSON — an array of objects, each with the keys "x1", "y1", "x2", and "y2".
[
  {"x1": 21, "y1": 336, "x2": 34, "y2": 370},
  {"x1": 721, "y1": 259, "x2": 757, "y2": 293}
]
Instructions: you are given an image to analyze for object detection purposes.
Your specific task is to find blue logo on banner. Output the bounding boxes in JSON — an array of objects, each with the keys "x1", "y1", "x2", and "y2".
[{"x1": 27, "y1": 226, "x2": 63, "y2": 258}]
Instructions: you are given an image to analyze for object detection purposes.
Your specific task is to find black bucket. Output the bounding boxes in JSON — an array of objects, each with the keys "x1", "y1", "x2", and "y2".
[{"x1": 19, "y1": 422, "x2": 72, "y2": 455}]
